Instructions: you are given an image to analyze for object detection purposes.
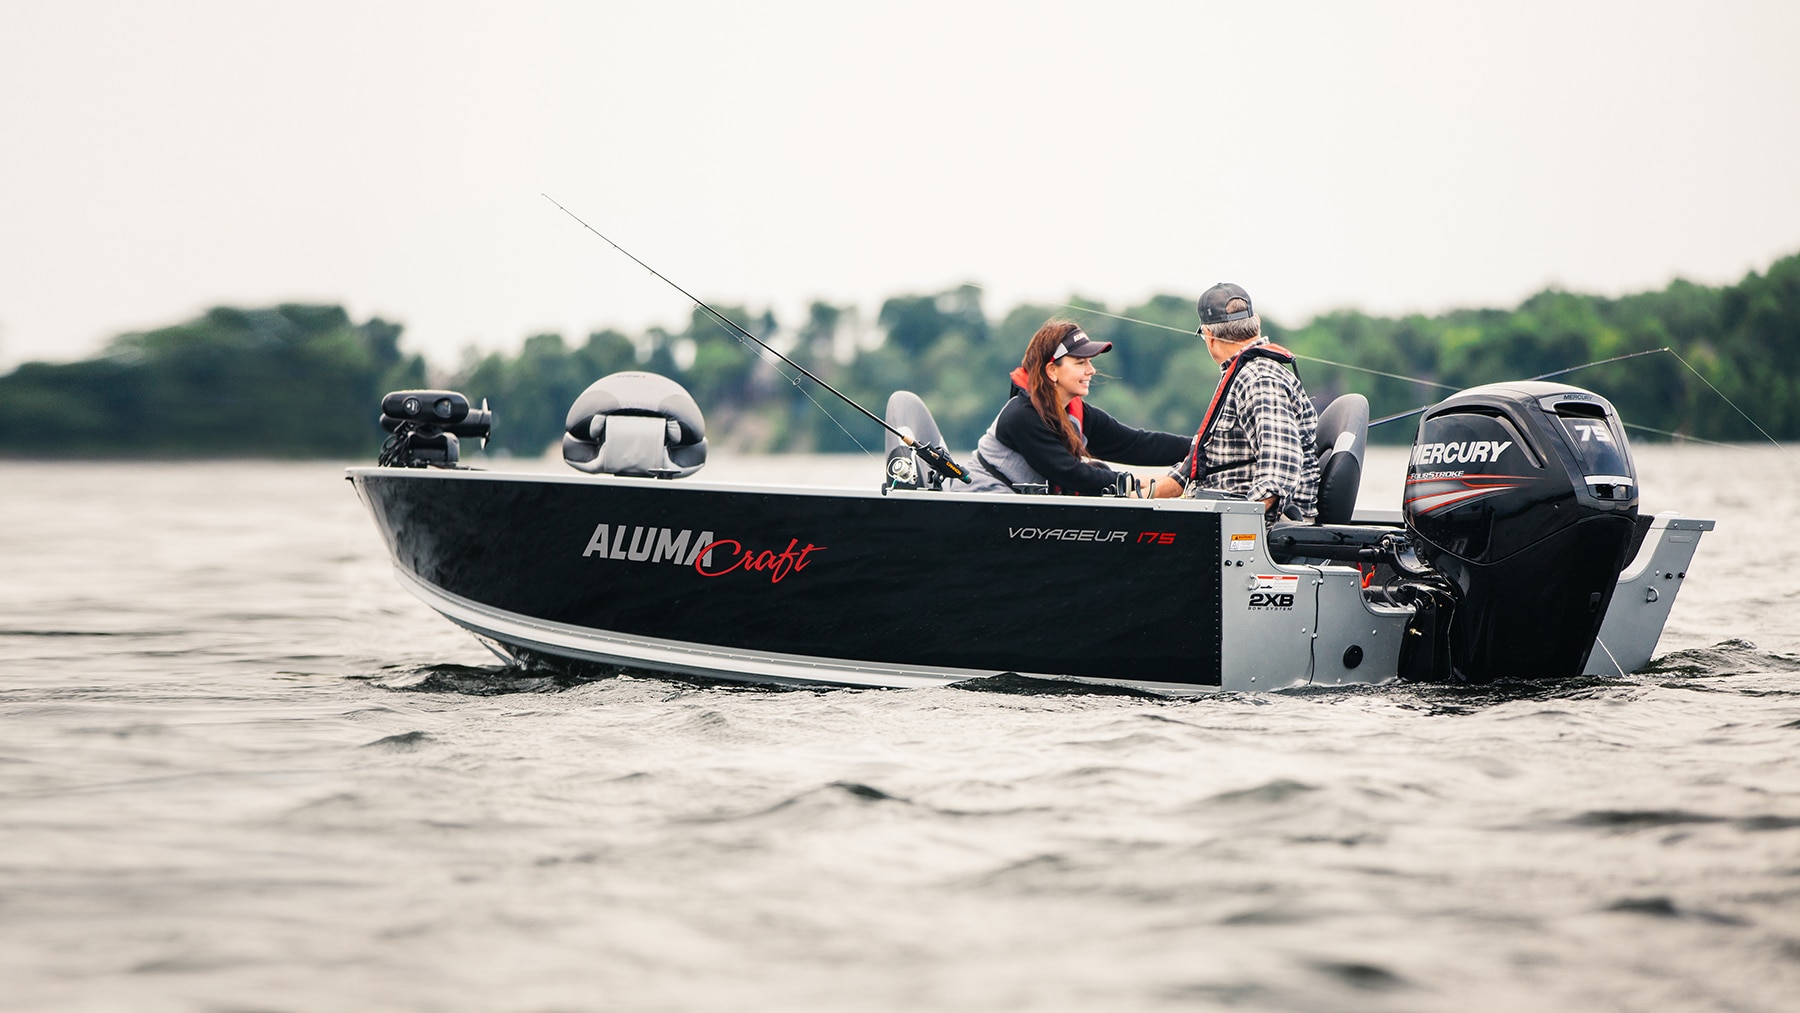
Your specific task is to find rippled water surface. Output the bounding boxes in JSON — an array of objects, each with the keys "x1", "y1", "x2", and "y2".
[{"x1": 3, "y1": 447, "x2": 1798, "y2": 1012}]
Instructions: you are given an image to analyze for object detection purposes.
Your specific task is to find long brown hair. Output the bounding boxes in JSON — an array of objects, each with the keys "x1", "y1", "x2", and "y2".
[{"x1": 1022, "y1": 319, "x2": 1085, "y2": 458}]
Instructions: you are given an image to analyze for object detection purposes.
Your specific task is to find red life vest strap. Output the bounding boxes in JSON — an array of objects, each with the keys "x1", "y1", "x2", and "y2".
[
  {"x1": 1006, "y1": 367, "x2": 1087, "y2": 439},
  {"x1": 1189, "y1": 343, "x2": 1298, "y2": 482}
]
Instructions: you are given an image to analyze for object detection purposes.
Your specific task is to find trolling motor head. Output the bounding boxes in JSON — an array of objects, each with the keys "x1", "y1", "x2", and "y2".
[
  {"x1": 1402, "y1": 381, "x2": 1640, "y2": 681},
  {"x1": 378, "y1": 390, "x2": 493, "y2": 467}
]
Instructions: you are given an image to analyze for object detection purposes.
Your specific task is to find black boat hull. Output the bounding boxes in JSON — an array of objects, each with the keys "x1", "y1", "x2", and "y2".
[
  {"x1": 353, "y1": 468, "x2": 1233, "y2": 688},
  {"x1": 350, "y1": 467, "x2": 1711, "y2": 693}
]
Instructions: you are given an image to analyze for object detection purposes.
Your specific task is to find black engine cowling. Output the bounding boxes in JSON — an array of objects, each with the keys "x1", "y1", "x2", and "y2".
[{"x1": 1404, "y1": 381, "x2": 1639, "y2": 682}]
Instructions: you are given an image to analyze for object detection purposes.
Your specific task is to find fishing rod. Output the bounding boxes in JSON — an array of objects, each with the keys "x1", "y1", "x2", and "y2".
[{"x1": 543, "y1": 194, "x2": 969, "y2": 483}]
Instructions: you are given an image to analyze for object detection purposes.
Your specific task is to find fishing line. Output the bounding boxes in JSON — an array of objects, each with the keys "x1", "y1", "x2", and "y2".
[
  {"x1": 544, "y1": 236, "x2": 1786, "y2": 462},
  {"x1": 1369, "y1": 347, "x2": 1793, "y2": 453},
  {"x1": 711, "y1": 330, "x2": 878, "y2": 459},
  {"x1": 544, "y1": 196, "x2": 875, "y2": 458},
  {"x1": 1619, "y1": 422, "x2": 1741, "y2": 449},
  {"x1": 963, "y1": 286, "x2": 1791, "y2": 449},
  {"x1": 744, "y1": 344, "x2": 882, "y2": 459},
  {"x1": 1591, "y1": 636, "x2": 1626, "y2": 678},
  {"x1": 689, "y1": 323, "x2": 880, "y2": 458},
  {"x1": 1666, "y1": 346, "x2": 1795, "y2": 460},
  {"x1": 544, "y1": 195, "x2": 969, "y2": 481},
  {"x1": 959, "y1": 284, "x2": 1465, "y2": 393},
  {"x1": 1368, "y1": 347, "x2": 1678, "y2": 428}
]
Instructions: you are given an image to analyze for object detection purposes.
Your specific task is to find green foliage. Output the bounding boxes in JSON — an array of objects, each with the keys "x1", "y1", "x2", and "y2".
[
  {"x1": 0, "y1": 304, "x2": 417, "y2": 457},
  {"x1": 877, "y1": 285, "x2": 988, "y2": 357},
  {"x1": 4, "y1": 252, "x2": 1798, "y2": 458}
]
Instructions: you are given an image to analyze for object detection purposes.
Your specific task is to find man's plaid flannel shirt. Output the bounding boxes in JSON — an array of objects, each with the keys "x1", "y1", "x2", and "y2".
[{"x1": 1174, "y1": 343, "x2": 1320, "y2": 519}]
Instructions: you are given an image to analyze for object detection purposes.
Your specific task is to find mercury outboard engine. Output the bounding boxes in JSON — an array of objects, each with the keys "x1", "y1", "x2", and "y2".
[
  {"x1": 1403, "y1": 381, "x2": 1639, "y2": 682},
  {"x1": 562, "y1": 371, "x2": 707, "y2": 479},
  {"x1": 378, "y1": 390, "x2": 493, "y2": 467}
]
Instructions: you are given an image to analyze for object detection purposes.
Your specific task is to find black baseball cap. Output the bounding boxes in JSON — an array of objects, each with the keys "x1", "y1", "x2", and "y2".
[
  {"x1": 1197, "y1": 282, "x2": 1254, "y2": 331},
  {"x1": 1049, "y1": 329, "x2": 1113, "y2": 361}
]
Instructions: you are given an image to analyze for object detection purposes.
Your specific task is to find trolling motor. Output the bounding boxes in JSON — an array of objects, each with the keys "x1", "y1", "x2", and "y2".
[{"x1": 378, "y1": 390, "x2": 493, "y2": 467}]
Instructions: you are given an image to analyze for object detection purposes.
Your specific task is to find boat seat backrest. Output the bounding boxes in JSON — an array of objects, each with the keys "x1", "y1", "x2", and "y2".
[
  {"x1": 883, "y1": 391, "x2": 948, "y2": 489},
  {"x1": 563, "y1": 371, "x2": 708, "y2": 478},
  {"x1": 1313, "y1": 393, "x2": 1369, "y2": 525},
  {"x1": 589, "y1": 415, "x2": 678, "y2": 475}
]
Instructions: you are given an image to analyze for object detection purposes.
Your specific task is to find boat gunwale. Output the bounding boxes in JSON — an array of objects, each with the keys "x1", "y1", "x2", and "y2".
[{"x1": 345, "y1": 465, "x2": 1270, "y2": 513}]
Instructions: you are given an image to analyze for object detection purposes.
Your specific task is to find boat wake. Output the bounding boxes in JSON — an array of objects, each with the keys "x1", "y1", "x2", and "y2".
[
  {"x1": 363, "y1": 661, "x2": 590, "y2": 696},
  {"x1": 951, "y1": 673, "x2": 1168, "y2": 698},
  {"x1": 356, "y1": 637, "x2": 1794, "y2": 705},
  {"x1": 1636, "y1": 638, "x2": 1800, "y2": 677}
]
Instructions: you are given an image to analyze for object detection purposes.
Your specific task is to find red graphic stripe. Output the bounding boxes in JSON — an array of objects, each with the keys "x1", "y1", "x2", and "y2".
[{"x1": 1405, "y1": 485, "x2": 1525, "y2": 513}]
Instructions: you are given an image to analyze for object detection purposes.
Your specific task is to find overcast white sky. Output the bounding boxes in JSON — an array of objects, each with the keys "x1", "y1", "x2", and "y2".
[{"x1": 3, "y1": 0, "x2": 1797, "y2": 370}]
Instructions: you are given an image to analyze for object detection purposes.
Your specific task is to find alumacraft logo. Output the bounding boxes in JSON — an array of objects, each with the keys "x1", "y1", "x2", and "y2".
[
  {"x1": 581, "y1": 523, "x2": 825, "y2": 584},
  {"x1": 1411, "y1": 440, "x2": 1513, "y2": 466}
]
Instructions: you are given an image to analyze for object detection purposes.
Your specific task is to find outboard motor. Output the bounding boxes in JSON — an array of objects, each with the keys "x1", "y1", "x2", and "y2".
[
  {"x1": 562, "y1": 371, "x2": 707, "y2": 479},
  {"x1": 1403, "y1": 381, "x2": 1639, "y2": 682},
  {"x1": 378, "y1": 390, "x2": 493, "y2": 467}
]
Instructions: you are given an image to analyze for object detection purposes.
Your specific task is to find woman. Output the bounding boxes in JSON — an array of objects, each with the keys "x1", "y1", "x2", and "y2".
[{"x1": 967, "y1": 319, "x2": 1191, "y2": 495}]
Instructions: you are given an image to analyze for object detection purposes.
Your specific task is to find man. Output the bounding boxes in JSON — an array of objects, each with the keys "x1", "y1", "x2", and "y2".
[{"x1": 1150, "y1": 282, "x2": 1319, "y2": 520}]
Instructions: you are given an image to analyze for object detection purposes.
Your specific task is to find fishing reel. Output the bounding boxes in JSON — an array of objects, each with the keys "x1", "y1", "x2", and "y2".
[
  {"x1": 884, "y1": 432, "x2": 970, "y2": 493},
  {"x1": 885, "y1": 432, "x2": 951, "y2": 491},
  {"x1": 881, "y1": 392, "x2": 971, "y2": 493},
  {"x1": 885, "y1": 443, "x2": 927, "y2": 489},
  {"x1": 378, "y1": 390, "x2": 493, "y2": 467}
]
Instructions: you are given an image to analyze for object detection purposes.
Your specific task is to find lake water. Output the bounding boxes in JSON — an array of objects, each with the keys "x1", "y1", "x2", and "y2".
[{"x1": 2, "y1": 446, "x2": 1798, "y2": 1012}]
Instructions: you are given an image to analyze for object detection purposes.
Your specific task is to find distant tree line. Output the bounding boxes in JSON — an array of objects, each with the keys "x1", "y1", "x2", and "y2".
[
  {"x1": 2, "y1": 252, "x2": 1796, "y2": 459},
  {"x1": 0, "y1": 305, "x2": 423, "y2": 457}
]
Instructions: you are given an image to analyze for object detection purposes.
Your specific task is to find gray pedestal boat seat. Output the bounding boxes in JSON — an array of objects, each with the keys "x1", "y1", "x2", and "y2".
[
  {"x1": 562, "y1": 371, "x2": 708, "y2": 478},
  {"x1": 1313, "y1": 392, "x2": 1369, "y2": 525},
  {"x1": 883, "y1": 390, "x2": 950, "y2": 490}
]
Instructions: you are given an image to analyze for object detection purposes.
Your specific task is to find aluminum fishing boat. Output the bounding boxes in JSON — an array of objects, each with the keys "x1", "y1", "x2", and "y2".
[{"x1": 350, "y1": 373, "x2": 1712, "y2": 694}]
